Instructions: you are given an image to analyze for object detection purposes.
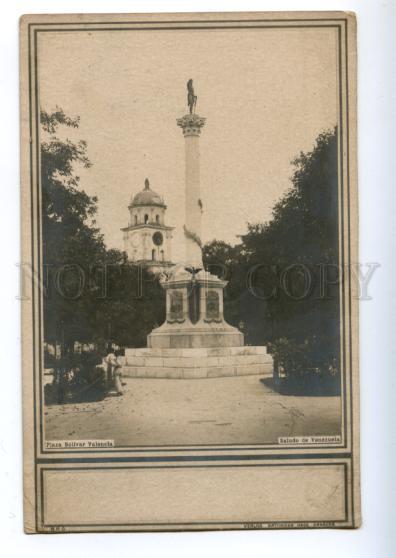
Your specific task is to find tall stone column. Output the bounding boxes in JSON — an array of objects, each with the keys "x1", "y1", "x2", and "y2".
[{"x1": 177, "y1": 113, "x2": 206, "y2": 269}]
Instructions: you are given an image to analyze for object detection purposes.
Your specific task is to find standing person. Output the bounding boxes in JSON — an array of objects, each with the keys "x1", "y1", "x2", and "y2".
[
  {"x1": 106, "y1": 348, "x2": 123, "y2": 396},
  {"x1": 105, "y1": 347, "x2": 115, "y2": 387},
  {"x1": 113, "y1": 350, "x2": 124, "y2": 396}
]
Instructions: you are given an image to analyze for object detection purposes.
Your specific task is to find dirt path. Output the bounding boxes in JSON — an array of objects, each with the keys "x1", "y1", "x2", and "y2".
[{"x1": 44, "y1": 376, "x2": 341, "y2": 446}]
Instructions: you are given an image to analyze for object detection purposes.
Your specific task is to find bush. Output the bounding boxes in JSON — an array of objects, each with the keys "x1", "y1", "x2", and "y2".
[
  {"x1": 44, "y1": 350, "x2": 57, "y2": 369},
  {"x1": 45, "y1": 350, "x2": 107, "y2": 404},
  {"x1": 269, "y1": 337, "x2": 340, "y2": 396}
]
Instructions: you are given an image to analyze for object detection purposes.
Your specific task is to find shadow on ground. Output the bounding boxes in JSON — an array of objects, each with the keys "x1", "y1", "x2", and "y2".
[{"x1": 260, "y1": 376, "x2": 340, "y2": 397}]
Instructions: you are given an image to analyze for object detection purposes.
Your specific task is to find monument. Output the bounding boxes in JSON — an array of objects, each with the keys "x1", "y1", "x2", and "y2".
[{"x1": 123, "y1": 81, "x2": 273, "y2": 379}]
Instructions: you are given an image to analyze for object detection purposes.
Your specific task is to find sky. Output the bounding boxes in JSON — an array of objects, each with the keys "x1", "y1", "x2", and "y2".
[{"x1": 38, "y1": 26, "x2": 339, "y2": 262}]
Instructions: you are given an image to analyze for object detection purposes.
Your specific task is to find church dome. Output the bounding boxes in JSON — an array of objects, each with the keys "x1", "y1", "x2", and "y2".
[{"x1": 129, "y1": 178, "x2": 166, "y2": 208}]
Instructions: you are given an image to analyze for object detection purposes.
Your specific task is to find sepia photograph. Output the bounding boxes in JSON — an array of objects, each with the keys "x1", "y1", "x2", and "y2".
[
  {"x1": 38, "y1": 24, "x2": 343, "y2": 448},
  {"x1": 20, "y1": 11, "x2": 360, "y2": 532}
]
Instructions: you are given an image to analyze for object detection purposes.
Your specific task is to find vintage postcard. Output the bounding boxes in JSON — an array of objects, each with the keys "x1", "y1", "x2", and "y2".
[{"x1": 20, "y1": 12, "x2": 359, "y2": 532}]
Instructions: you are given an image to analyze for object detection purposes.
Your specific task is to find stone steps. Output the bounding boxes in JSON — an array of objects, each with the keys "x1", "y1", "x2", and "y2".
[
  {"x1": 124, "y1": 354, "x2": 268, "y2": 368},
  {"x1": 121, "y1": 362, "x2": 273, "y2": 379},
  {"x1": 121, "y1": 346, "x2": 273, "y2": 379},
  {"x1": 124, "y1": 345, "x2": 268, "y2": 358}
]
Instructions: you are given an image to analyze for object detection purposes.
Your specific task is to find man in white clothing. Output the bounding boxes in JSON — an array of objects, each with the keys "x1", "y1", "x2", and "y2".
[{"x1": 105, "y1": 348, "x2": 123, "y2": 396}]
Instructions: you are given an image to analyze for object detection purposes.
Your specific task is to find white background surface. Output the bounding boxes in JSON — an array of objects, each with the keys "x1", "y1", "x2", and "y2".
[{"x1": 0, "y1": 1, "x2": 394, "y2": 557}]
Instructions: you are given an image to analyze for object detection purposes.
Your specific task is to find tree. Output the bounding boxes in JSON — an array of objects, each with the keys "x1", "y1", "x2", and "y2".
[
  {"x1": 41, "y1": 108, "x2": 166, "y2": 352},
  {"x1": 251, "y1": 128, "x2": 340, "y2": 358},
  {"x1": 41, "y1": 108, "x2": 103, "y2": 261},
  {"x1": 41, "y1": 108, "x2": 108, "y2": 350},
  {"x1": 204, "y1": 128, "x2": 340, "y2": 362},
  {"x1": 262, "y1": 128, "x2": 338, "y2": 265},
  {"x1": 91, "y1": 250, "x2": 166, "y2": 348}
]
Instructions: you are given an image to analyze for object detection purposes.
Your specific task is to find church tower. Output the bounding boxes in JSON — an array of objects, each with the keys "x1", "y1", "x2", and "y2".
[{"x1": 121, "y1": 178, "x2": 174, "y2": 272}]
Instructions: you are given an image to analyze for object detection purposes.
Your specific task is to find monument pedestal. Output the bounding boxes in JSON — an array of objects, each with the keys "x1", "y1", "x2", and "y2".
[
  {"x1": 124, "y1": 266, "x2": 273, "y2": 379},
  {"x1": 148, "y1": 267, "x2": 243, "y2": 349}
]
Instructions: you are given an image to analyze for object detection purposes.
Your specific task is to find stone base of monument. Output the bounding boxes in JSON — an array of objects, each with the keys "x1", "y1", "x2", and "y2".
[
  {"x1": 147, "y1": 321, "x2": 244, "y2": 349},
  {"x1": 122, "y1": 346, "x2": 273, "y2": 379},
  {"x1": 122, "y1": 266, "x2": 274, "y2": 379}
]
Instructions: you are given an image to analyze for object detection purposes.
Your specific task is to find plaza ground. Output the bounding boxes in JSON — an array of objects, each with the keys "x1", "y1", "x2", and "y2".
[{"x1": 44, "y1": 375, "x2": 341, "y2": 446}]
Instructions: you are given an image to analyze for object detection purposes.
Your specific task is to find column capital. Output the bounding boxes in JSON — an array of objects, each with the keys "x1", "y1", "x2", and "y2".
[{"x1": 177, "y1": 113, "x2": 206, "y2": 136}]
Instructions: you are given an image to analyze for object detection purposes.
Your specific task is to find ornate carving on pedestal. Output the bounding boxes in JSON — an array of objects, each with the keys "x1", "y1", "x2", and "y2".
[
  {"x1": 148, "y1": 266, "x2": 243, "y2": 348},
  {"x1": 205, "y1": 290, "x2": 221, "y2": 323},
  {"x1": 168, "y1": 290, "x2": 185, "y2": 324}
]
